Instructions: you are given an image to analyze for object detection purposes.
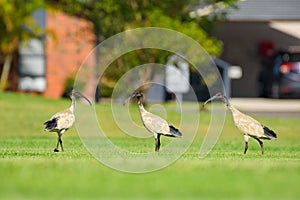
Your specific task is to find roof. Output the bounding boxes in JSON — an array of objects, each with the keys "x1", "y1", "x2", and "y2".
[{"x1": 227, "y1": 0, "x2": 300, "y2": 21}]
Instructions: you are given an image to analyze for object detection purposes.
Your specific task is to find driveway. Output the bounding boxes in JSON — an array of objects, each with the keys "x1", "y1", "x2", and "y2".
[{"x1": 230, "y1": 98, "x2": 300, "y2": 117}]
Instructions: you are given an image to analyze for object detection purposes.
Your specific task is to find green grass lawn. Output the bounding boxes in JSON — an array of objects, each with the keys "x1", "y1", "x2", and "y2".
[{"x1": 0, "y1": 92, "x2": 299, "y2": 199}]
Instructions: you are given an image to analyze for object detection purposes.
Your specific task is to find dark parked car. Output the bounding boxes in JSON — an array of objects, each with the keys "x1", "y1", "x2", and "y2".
[{"x1": 259, "y1": 50, "x2": 300, "y2": 98}]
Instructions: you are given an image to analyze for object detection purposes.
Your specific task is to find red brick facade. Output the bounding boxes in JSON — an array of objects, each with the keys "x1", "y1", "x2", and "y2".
[{"x1": 44, "y1": 11, "x2": 95, "y2": 98}]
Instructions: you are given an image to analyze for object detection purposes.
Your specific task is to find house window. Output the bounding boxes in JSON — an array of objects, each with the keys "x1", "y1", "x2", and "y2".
[{"x1": 18, "y1": 10, "x2": 46, "y2": 92}]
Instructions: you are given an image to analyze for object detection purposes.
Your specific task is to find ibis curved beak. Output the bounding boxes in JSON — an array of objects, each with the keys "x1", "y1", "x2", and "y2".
[
  {"x1": 74, "y1": 91, "x2": 92, "y2": 106},
  {"x1": 203, "y1": 92, "x2": 229, "y2": 107},
  {"x1": 203, "y1": 94, "x2": 219, "y2": 106},
  {"x1": 123, "y1": 93, "x2": 137, "y2": 106}
]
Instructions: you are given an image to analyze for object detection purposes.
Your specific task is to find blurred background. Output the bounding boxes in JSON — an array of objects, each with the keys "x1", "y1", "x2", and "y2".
[
  {"x1": 1, "y1": 0, "x2": 300, "y2": 101},
  {"x1": 1, "y1": 2, "x2": 300, "y2": 199}
]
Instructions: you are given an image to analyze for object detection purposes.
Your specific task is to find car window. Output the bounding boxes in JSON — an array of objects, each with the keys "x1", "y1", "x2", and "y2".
[{"x1": 289, "y1": 53, "x2": 300, "y2": 62}]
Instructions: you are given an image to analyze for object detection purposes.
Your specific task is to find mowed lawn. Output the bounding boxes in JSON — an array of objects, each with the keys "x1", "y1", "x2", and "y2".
[{"x1": 0, "y1": 92, "x2": 299, "y2": 199}]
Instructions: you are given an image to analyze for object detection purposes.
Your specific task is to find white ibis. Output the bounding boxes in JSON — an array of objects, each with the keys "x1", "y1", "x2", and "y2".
[
  {"x1": 44, "y1": 89, "x2": 92, "y2": 152},
  {"x1": 203, "y1": 92, "x2": 277, "y2": 154},
  {"x1": 125, "y1": 91, "x2": 182, "y2": 152}
]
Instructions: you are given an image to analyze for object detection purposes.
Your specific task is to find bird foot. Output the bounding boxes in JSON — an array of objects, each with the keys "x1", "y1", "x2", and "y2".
[{"x1": 54, "y1": 148, "x2": 59, "y2": 152}]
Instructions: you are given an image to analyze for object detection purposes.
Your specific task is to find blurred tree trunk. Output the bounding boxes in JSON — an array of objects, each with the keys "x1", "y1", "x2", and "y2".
[
  {"x1": 0, "y1": 1, "x2": 46, "y2": 91},
  {"x1": 0, "y1": 54, "x2": 13, "y2": 90}
]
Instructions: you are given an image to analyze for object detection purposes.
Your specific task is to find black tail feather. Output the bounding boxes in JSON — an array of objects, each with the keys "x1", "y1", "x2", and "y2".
[
  {"x1": 44, "y1": 118, "x2": 58, "y2": 131},
  {"x1": 263, "y1": 126, "x2": 277, "y2": 139},
  {"x1": 169, "y1": 125, "x2": 183, "y2": 137}
]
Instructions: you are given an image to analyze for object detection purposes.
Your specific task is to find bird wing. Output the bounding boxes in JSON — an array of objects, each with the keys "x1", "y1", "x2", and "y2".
[
  {"x1": 232, "y1": 111, "x2": 264, "y2": 138},
  {"x1": 169, "y1": 125, "x2": 182, "y2": 137},
  {"x1": 50, "y1": 109, "x2": 75, "y2": 130},
  {"x1": 142, "y1": 112, "x2": 171, "y2": 135},
  {"x1": 262, "y1": 126, "x2": 277, "y2": 139},
  {"x1": 44, "y1": 118, "x2": 58, "y2": 131}
]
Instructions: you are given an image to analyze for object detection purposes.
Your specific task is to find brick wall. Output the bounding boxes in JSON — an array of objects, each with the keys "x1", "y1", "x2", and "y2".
[{"x1": 44, "y1": 11, "x2": 95, "y2": 98}]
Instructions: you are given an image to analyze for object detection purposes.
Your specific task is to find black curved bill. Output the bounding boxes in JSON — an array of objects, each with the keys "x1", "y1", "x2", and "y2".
[
  {"x1": 203, "y1": 94, "x2": 219, "y2": 106},
  {"x1": 74, "y1": 91, "x2": 92, "y2": 105}
]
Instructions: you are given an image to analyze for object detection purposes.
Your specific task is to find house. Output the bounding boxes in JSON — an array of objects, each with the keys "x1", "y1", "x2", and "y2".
[
  {"x1": 9, "y1": 10, "x2": 95, "y2": 98},
  {"x1": 214, "y1": 0, "x2": 300, "y2": 97}
]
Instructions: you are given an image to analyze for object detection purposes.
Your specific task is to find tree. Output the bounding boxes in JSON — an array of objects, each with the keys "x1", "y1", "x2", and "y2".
[
  {"x1": 48, "y1": 0, "x2": 239, "y2": 97},
  {"x1": 0, "y1": 1, "x2": 46, "y2": 90},
  {"x1": 48, "y1": 0, "x2": 234, "y2": 53}
]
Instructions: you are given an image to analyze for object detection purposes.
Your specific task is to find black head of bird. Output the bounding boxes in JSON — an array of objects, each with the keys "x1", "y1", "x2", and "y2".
[
  {"x1": 123, "y1": 91, "x2": 143, "y2": 105},
  {"x1": 130, "y1": 91, "x2": 143, "y2": 100},
  {"x1": 203, "y1": 92, "x2": 230, "y2": 107}
]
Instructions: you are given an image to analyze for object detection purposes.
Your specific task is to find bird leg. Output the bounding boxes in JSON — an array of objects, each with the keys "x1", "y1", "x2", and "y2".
[
  {"x1": 58, "y1": 130, "x2": 65, "y2": 152},
  {"x1": 243, "y1": 135, "x2": 249, "y2": 154},
  {"x1": 255, "y1": 138, "x2": 264, "y2": 155},
  {"x1": 54, "y1": 132, "x2": 64, "y2": 152},
  {"x1": 244, "y1": 141, "x2": 248, "y2": 154},
  {"x1": 59, "y1": 135, "x2": 64, "y2": 152},
  {"x1": 54, "y1": 133, "x2": 60, "y2": 152},
  {"x1": 155, "y1": 134, "x2": 161, "y2": 152}
]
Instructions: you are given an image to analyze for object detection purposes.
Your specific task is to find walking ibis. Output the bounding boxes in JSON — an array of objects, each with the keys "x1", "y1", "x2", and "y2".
[
  {"x1": 44, "y1": 89, "x2": 92, "y2": 152},
  {"x1": 203, "y1": 93, "x2": 277, "y2": 154},
  {"x1": 125, "y1": 91, "x2": 183, "y2": 152}
]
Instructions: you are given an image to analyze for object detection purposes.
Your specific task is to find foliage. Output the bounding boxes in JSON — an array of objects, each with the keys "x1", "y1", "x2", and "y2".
[
  {"x1": 62, "y1": 75, "x2": 75, "y2": 98},
  {"x1": 0, "y1": 0, "x2": 46, "y2": 90},
  {"x1": 0, "y1": 1, "x2": 240, "y2": 94},
  {"x1": 0, "y1": 1, "x2": 45, "y2": 54},
  {"x1": 48, "y1": 0, "x2": 233, "y2": 54},
  {"x1": 47, "y1": 0, "x2": 238, "y2": 97},
  {"x1": 194, "y1": 0, "x2": 239, "y2": 34}
]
